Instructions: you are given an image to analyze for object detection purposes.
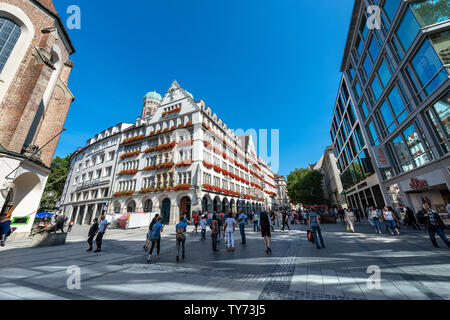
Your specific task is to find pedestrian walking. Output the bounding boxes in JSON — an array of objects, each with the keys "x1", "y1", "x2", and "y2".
[
  {"x1": 308, "y1": 210, "x2": 325, "y2": 249},
  {"x1": 252, "y1": 211, "x2": 259, "y2": 232},
  {"x1": 260, "y1": 211, "x2": 272, "y2": 254},
  {"x1": 211, "y1": 214, "x2": 220, "y2": 251},
  {"x1": 67, "y1": 219, "x2": 74, "y2": 232},
  {"x1": 0, "y1": 212, "x2": 12, "y2": 247},
  {"x1": 200, "y1": 215, "x2": 207, "y2": 240},
  {"x1": 416, "y1": 202, "x2": 450, "y2": 249},
  {"x1": 192, "y1": 211, "x2": 200, "y2": 234},
  {"x1": 94, "y1": 215, "x2": 109, "y2": 253},
  {"x1": 281, "y1": 210, "x2": 290, "y2": 231},
  {"x1": 144, "y1": 214, "x2": 159, "y2": 251},
  {"x1": 175, "y1": 216, "x2": 186, "y2": 262},
  {"x1": 208, "y1": 212, "x2": 212, "y2": 226},
  {"x1": 405, "y1": 207, "x2": 420, "y2": 230},
  {"x1": 345, "y1": 208, "x2": 356, "y2": 233},
  {"x1": 224, "y1": 213, "x2": 236, "y2": 251},
  {"x1": 383, "y1": 206, "x2": 401, "y2": 235},
  {"x1": 338, "y1": 207, "x2": 345, "y2": 224},
  {"x1": 218, "y1": 212, "x2": 224, "y2": 242},
  {"x1": 237, "y1": 211, "x2": 246, "y2": 244},
  {"x1": 148, "y1": 216, "x2": 164, "y2": 262},
  {"x1": 86, "y1": 218, "x2": 99, "y2": 251},
  {"x1": 369, "y1": 206, "x2": 382, "y2": 234}
]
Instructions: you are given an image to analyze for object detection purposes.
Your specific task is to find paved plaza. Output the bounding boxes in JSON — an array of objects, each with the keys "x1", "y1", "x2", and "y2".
[{"x1": 1, "y1": 221, "x2": 449, "y2": 300}]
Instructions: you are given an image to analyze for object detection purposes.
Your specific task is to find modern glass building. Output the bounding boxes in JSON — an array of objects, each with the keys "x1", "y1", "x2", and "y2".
[{"x1": 332, "y1": 0, "x2": 449, "y2": 215}]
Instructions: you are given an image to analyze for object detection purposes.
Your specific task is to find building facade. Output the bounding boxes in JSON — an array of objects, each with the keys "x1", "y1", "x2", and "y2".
[
  {"x1": 333, "y1": 0, "x2": 449, "y2": 215},
  {"x1": 313, "y1": 146, "x2": 345, "y2": 207},
  {"x1": 60, "y1": 81, "x2": 278, "y2": 225},
  {"x1": 0, "y1": 0, "x2": 75, "y2": 238},
  {"x1": 273, "y1": 174, "x2": 290, "y2": 210},
  {"x1": 58, "y1": 123, "x2": 134, "y2": 225}
]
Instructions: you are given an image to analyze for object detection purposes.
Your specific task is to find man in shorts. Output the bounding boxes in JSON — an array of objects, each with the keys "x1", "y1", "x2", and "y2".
[{"x1": 259, "y1": 211, "x2": 272, "y2": 254}]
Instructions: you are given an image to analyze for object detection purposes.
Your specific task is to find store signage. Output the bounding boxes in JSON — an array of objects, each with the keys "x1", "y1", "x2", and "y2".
[
  {"x1": 372, "y1": 144, "x2": 391, "y2": 168},
  {"x1": 410, "y1": 178, "x2": 428, "y2": 190}
]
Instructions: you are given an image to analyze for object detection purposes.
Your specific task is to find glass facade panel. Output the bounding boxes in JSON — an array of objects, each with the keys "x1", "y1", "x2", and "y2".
[
  {"x1": 391, "y1": 134, "x2": 413, "y2": 172},
  {"x1": 383, "y1": 0, "x2": 402, "y2": 23},
  {"x1": 402, "y1": 124, "x2": 429, "y2": 167},
  {"x1": 378, "y1": 59, "x2": 391, "y2": 87},
  {"x1": 429, "y1": 30, "x2": 450, "y2": 73},
  {"x1": 432, "y1": 92, "x2": 450, "y2": 136},
  {"x1": 368, "y1": 121, "x2": 379, "y2": 145},
  {"x1": 388, "y1": 85, "x2": 408, "y2": 121},
  {"x1": 409, "y1": 39, "x2": 448, "y2": 95},
  {"x1": 410, "y1": 0, "x2": 449, "y2": 27},
  {"x1": 380, "y1": 100, "x2": 396, "y2": 133},
  {"x1": 369, "y1": 37, "x2": 380, "y2": 62},
  {"x1": 354, "y1": 81, "x2": 361, "y2": 99},
  {"x1": 371, "y1": 77, "x2": 383, "y2": 102},
  {"x1": 396, "y1": 9, "x2": 420, "y2": 53},
  {"x1": 363, "y1": 54, "x2": 372, "y2": 77}
]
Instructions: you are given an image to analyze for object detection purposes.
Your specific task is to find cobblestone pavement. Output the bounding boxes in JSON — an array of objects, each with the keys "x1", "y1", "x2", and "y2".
[{"x1": 0, "y1": 221, "x2": 449, "y2": 300}]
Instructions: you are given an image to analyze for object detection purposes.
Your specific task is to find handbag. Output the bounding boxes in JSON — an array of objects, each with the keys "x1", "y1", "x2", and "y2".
[
  {"x1": 307, "y1": 230, "x2": 314, "y2": 243},
  {"x1": 346, "y1": 223, "x2": 350, "y2": 232},
  {"x1": 149, "y1": 225, "x2": 159, "y2": 241}
]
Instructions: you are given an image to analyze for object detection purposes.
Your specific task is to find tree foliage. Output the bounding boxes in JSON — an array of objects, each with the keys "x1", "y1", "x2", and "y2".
[
  {"x1": 39, "y1": 154, "x2": 71, "y2": 211},
  {"x1": 286, "y1": 168, "x2": 325, "y2": 206}
]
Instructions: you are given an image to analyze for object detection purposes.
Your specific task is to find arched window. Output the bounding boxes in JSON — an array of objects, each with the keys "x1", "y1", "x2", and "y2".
[
  {"x1": 143, "y1": 199, "x2": 152, "y2": 212},
  {"x1": 0, "y1": 17, "x2": 21, "y2": 74},
  {"x1": 127, "y1": 200, "x2": 136, "y2": 213}
]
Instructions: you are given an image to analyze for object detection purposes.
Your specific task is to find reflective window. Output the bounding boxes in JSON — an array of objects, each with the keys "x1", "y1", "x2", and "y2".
[
  {"x1": 356, "y1": 125, "x2": 366, "y2": 149},
  {"x1": 383, "y1": 0, "x2": 402, "y2": 23},
  {"x1": 377, "y1": 59, "x2": 391, "y2": 88},
  {"x1": 360, "y1": 100, "x2": 369, "y2": 120},
  {"x1": 410, "y1": 0, "x2": 449, "y2": 27},
  {"x1": 363, "y1": 54, "x2": 372, "y2": 78},
  {"x1": 342, "y1": 82, "x2": 349, "y2": 104},
  {"x1": 368, "y1": 37, "x2": 380, "y2": 62},
  {"x1": 430, "y1": 31, "x2": 450, "y2": 74},
  {"x1": 354, "y1": 81, "x2": 361, "y2": 100},
  {"x1": 387, "y1": 85, "x2": 408, "y2": 123},
  {"x1": 368, "y1": 121, "x2": 379, "y2": 145},
  {"x1": 408, "y1": 39, "x2": 448, "y2": 96},
  {"x1": 403, "y1": 124, "x2": 430, "y2": 167},
  {"x1": 0, "y1": 18, "x2": 21, "y2": 74},
  {"x1": 391, "y1": 134, "x2": 413, "y2": 172},
  {"x1": 348, "y1": 100, "x2": 357, "y2": 125},
  {"x1": 425, "y1": 92, "x2": 450, "y2": 153},
  {"x1": 380, "y1": 101, "x2": 396, "y2": 134},
  {"x1": 371, "y1": 77, "x2": 383, "y2": 102},
  {"x1": 395, "y1": 9, "x2": 420, "y2": 54}
]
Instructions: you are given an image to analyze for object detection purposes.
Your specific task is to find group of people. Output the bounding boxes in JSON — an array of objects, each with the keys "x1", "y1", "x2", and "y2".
[
  {"x1": 332, "y1": 202, "x2": 450, "y2": 249},
  {"x1": 140, "y1": 210, "x2": 276, "y2": 263}
]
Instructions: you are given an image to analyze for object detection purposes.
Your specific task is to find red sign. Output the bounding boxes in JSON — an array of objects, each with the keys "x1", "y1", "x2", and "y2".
[{"x1": 410, "y1": 178, "x2": 428, "y2": 190}]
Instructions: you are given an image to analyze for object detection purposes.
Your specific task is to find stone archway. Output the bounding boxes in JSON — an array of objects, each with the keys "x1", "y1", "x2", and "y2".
[
  {"x1": 127, "y1": 200, "x2": 136, "y2": 213},
  {"x1": 180, "y1": 196, "x2": 191, "y2": 220},
  {"x1": 161, "y1": 198, "x2": 171, "y2": 224},
  {"x1": 143, "y1": 199, "x2": 153, "y2": 212},
  {"x1": 113, "y1": 201, "x2": 121, "y2": 214},
  {"x1": 9, "y1": 171, "x2": 42, "y2": 227},
  {"x1": 0, "y1": 189, "x2": 14, "y2": 217},
  {"x1": 230, "y1": 199, "x2": 235, "y2": 214},
  {"x1": 222, "y1": 198, "x2": 229, "y2": 214},
  {"x1": 202, "y1": 195, "x2": 212, "y2": 214},
  {"x1": 213, "y1": 197, "x2": 221, "y2": 213}
]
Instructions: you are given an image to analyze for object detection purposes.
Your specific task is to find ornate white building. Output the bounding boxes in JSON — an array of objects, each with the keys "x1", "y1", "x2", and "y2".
[{"x1": 60, "y1": 81, "x2": 278, "y2": 225}]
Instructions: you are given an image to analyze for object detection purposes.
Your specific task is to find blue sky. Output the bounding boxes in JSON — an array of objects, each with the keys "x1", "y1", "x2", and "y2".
[{"x1": 53, "y1": 0, "x2": 354, "y2": 177}]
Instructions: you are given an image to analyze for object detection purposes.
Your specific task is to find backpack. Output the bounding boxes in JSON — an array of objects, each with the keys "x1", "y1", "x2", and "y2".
[
  {"x1": 149, "y1": 224, "x2": 159, "y2": 241},
  {"x1": 176, "y1": 225, "x2": 185, "y2": 241}
]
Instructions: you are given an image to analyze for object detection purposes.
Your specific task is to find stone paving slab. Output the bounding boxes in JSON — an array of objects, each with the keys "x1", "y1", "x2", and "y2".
[{"x1": 1, "y1": 222, "x2": 449, "y2": 300}]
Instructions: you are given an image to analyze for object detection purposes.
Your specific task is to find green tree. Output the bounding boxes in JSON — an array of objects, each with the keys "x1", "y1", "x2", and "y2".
[
  {"x1": 287, "y1": 168, "x2": 325, "y2": 206},
  {"x1": 39, "y1": 154, "x2": 71, "y2": 211}
]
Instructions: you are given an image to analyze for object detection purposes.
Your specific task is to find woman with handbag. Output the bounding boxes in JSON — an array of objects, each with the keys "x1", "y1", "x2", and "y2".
[{"x1": 345, "y1": 208, "x2": 356, "y2": 233}]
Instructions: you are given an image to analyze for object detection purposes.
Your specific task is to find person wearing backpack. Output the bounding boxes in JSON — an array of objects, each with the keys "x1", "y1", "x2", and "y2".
[
  {"x1": 260, "y1": 211, "x2": 272, "y2": 254},
  {"x1": 192, "y1": 212, "x2": 200, "y2": 234},
  {"x1": 148, "y1": 216, "x2": 164, "y2": 262},
  {"x1": 211, "y1": 214, "x2": 220, "y2": 251},
  {"x1": 175, "y1": 216, "x2": 186, "y2": 262}
]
